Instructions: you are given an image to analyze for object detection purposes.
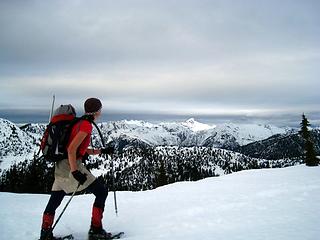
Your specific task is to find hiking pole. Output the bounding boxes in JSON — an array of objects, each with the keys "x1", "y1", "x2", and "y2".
[
  {"x1": 109, "y1": 153, "x2": 118, "y2": 216},
  {"x1": 46, "y1": 183, "x2": 81, "y2": 240},
  {"x1": 92, "y1": 121, "x2": 118, "y2": 216}
]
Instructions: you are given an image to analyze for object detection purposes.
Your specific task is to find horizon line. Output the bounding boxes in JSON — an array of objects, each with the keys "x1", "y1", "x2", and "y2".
[{"x1": 1, "y1": 110, "x2": 319, "y2": 128}]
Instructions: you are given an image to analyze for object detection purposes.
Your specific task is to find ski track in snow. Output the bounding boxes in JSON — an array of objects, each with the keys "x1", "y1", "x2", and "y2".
[{"x1": 0, "y1": 165, "x2": 319, "y2": 240}]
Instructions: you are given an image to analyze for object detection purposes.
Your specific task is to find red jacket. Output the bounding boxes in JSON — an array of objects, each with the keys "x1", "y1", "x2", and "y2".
[{"x1": 67, "y1": 120, "x2": 92, "y2": 159}]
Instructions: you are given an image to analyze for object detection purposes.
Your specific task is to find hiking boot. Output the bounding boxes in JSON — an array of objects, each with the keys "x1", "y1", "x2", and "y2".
[
  {"x1": 39, "y1": 228, "x2": 57, "y2": 240},
  {"x1": 88, "y1": 226, "x2": 112, "y2": 240}
]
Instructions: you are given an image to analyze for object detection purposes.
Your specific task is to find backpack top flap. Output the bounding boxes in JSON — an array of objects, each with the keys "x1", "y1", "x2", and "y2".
[{"x1": 51, "y1": 104, "x2": 76, "y2": 123}]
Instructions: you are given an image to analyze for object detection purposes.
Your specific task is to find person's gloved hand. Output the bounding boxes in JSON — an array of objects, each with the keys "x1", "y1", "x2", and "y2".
[
  {"x1": 101, "y1": 146, "x2": 115, "y2": 155},
  {"x1": 72, "y1": 170, "x2": 87, "y2": 185}
]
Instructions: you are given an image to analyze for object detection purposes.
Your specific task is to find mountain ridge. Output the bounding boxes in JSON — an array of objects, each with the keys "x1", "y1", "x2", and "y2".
[
  {"x1": 0, "y1": 117, "x2": 306, "y2": 193},
  {"x1": 0, "y1": 117, "x2": 308, "y2": 172}
]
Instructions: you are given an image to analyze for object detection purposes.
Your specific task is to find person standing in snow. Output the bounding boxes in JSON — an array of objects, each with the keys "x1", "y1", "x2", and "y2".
[{"x1": 40, "y1": 98, "x2": 115, "y2": 240}]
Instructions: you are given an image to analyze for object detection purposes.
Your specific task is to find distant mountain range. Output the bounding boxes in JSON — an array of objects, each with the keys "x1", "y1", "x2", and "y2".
[
  {"x1": 239, "y1": 129, "x2": 320, "y2": 160},
  {"x1": 0, "y1": 117, "x2": 312, "y2": 192},
  {"x1": 94, "y1": 118, "x2": 291, "y2": 149},
  {"x1": 2, "y1": 117, "x2": 320, "y2": 170},
  {"x1": 0, "y1": 117, "x2": 296, "y2": 168}
]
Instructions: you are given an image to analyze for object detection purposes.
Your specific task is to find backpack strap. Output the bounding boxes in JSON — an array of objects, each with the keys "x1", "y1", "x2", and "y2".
[
  {"x1": 91, "y1": 121, "x2": 106, "y2": 148},
  {"x1": 80, "y1": 115, "x2": 106, "y2": 148},
  {"x1": 80, "y1": 114, "x2": 95, "y2": 122},
  {"x1": 77, "y1": 115, "x2": 105, "y2": 148}
]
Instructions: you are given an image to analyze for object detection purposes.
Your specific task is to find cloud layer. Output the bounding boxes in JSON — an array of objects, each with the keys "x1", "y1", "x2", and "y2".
[{"x1": 0, "y1": 0, "x2": 319, "y2": 125}]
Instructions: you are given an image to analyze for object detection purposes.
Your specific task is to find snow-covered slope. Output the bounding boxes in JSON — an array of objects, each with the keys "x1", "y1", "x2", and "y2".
[
  {"x1": 100, "y1": 120, "x2": 183, "y2": 146},
  {"x1": 0, "y1": 118, "x2": 38, "y2": 169},
  {"x1": 196, "y1": 123, "x2": 287, "y2": 149},
  {"x1": 213, "y1": 123, "x2": 286, "y2": 145},
  {"x1": 0, "y1": 165, "x2": 319, "y2": 240}
]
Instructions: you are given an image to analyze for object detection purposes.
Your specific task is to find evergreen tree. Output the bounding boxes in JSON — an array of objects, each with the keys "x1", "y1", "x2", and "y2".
[
  {"x1": 299, "y1": 114, "x2": 311, "y2": 140},
  {"x1": 156, "y1": 160, "x2": 168, "y2": 188},
  {"x1": 299, "y1": 114, "x2": 319, "y2": 166}
]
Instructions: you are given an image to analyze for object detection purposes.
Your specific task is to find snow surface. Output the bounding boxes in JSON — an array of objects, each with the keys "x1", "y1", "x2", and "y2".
[{"x1": 0, "y1": 165, "x2": 319, "y2": 240}]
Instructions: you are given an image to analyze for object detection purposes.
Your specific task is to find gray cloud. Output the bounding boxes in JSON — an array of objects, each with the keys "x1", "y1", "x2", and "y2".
[
  {"x1": 1, "y1": 0, "x2": 319, "y2": 67},
  {"x1": 0, "y1": 0, "x2": 319, "y2": 125}
]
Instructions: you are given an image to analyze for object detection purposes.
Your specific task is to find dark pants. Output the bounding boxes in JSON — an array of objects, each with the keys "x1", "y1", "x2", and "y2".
[{"x1": 42, "y1": 178, "x2": 108, "y2": 229}]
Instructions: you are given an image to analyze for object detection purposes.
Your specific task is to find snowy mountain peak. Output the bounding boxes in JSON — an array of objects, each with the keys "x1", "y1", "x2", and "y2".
[
  {"x1": 182, "y1": 118, "x2": 216, "y2": 132},
  {"x1": 186, "y1": 118, "x2": 196, "y2": 124}
]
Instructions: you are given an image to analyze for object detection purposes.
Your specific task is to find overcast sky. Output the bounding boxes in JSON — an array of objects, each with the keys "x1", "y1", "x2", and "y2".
[{"x1": 0, "y1": 0, "x2": 319, "y2": 126}]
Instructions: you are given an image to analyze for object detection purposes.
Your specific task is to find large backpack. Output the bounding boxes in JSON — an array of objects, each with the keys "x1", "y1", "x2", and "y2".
[{"x1": 40, "y1": 104, "x2": 80, "y2": 162}]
